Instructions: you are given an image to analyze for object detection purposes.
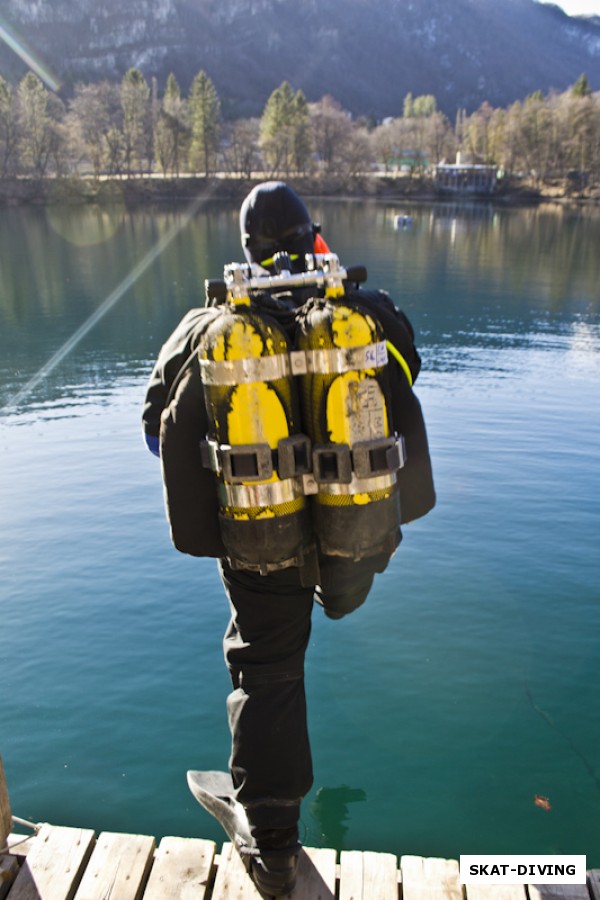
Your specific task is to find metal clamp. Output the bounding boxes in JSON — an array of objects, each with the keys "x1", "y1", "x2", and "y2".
[
  {"x1": 277, "y1": 434, "x2": 312, "y2": 479},
  {"x1": 352, "y1": 435, "x2": 406, "y2": 478},
  {"x1": 200, "y1": 439, "x2": 273, "y2": 483},
  {"x1": 312, "y1": 444, "x2": 353, "y2": 484},
  {"x1": 221, "y1": 443, "x2": 273, "y2": 483}
]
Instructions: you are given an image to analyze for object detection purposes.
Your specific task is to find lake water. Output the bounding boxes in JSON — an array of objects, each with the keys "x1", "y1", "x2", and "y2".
[{"x1": 1, "y1": 194, "x2": 599, "y2": 867}]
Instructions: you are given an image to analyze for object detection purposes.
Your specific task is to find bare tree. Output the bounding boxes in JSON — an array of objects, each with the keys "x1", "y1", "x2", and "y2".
[
  {"x1": 310, "y1": 96, "x2": 353, "y2": 174},
  {"x1": 66, "y1": 82, "x2": 121, "y2": 177},
  {"x1": 0, "y1": 76, "x2": 19, "y2": 177},
  {"x1": 222, "y1": 118, "x2": 262, "y2": 178},
  {"x1": 17, "y1": 72, "x2": 64, "y2": 177},
  {"x1": 422, "y1": 111, "x2": 456, "y2": 166}
]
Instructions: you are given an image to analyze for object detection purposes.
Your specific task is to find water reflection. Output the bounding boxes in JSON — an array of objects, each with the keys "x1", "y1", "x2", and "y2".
[
  {"x1": 1, "y1": 200, "x2": 599, "y2": 412},
  {"x1": 0, "y1": 199, "x2": 240, "y2": 411},
  {"x1": 46, "y1": 198, "x2": 126, "y2": 248},
  {"x1": 309, "y1": 785, "x2": 367, "y2": 849},
  {"x1": 317, "y1": 200, "x2": 600, "y2": 316}
]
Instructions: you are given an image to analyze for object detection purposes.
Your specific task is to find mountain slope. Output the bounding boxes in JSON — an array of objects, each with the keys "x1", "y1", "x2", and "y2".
[{"x1": 1, "y1": 0, "x2": 599, "y2": 117}]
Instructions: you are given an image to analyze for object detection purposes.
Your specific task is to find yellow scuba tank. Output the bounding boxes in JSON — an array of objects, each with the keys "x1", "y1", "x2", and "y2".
[
  {"x1": 296, "y1": 288, "x2": 405, "y2": 560},
  {"x1": 198, "y1": 264, "x2": 313, "y2": 575}
]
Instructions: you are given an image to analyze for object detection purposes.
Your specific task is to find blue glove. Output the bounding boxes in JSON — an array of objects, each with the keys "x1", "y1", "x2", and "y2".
[{"x1": 145, "y1": 433, "x2": 160, "y2": 458}]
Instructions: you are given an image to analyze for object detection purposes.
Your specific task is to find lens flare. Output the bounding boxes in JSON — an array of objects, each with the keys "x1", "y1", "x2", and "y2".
[
  {"x1": 3, "y1": 192, "x2": 214, "y2": 413},
  {"x1": 47, "y1": 186, "x2": 126, "y2": 247},
  {"x1": 0, "y1": 14, "x2": 61, "y2": 91}
]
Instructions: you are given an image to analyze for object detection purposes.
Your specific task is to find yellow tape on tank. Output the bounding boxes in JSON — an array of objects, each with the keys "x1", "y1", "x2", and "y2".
[
  {"x1": 227, "y1": 382, "x2": 288, "y2": 446},
  {"x1": 224, "y1": 496, "x2": 305, "y2": 520},
  {"x1": 204, "y1": 315, "x2": 302, "y2": 524},
  {"x1": 316, "y1": 305, "x2": 393, "y2": 507},
  {"x1": 213, "y1": 318, "x2": 290, "y2": 471}
]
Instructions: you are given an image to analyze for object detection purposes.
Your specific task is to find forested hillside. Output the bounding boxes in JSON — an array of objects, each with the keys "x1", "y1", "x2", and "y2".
[{"x1": 1, "y1": 0, "x2": 600, "y2": 118}]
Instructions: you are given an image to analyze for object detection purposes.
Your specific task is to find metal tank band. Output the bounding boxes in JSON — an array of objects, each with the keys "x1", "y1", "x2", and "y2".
[
  {"x1": 218, "y1": 477, "x2": 305, "y2": 510},
  {"x1": 289, "y1": 341, "x2": 387, "y2": 376},
  {"x1": 199, "y1": 353, "x2": 292, "y2": 386}
]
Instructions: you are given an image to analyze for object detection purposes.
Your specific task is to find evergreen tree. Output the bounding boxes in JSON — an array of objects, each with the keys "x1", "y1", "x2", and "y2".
[
  {"x1": 527, "y1": 89, "x2": 545, "y2": 103},
  {"x1": 188, "y1": 70, "x2": 221, "y2": 176},
  {"x1": 155, "y1": 73, "x2": 187, "y2": 176},
  {"x1": 260, "y1": 81, "x2": 311, "y2": 175},
  {"x1": 572, "y1": 73, "x2": 592, "y2": 98},
  {"x1": 120, "y1": 68, "x2": 150, "y2": 175},
  {"x1": 413, "y1": 94, "x2": 437, "y2": 118},
  {"x1": 291, "y1": 89, "x2": 312, "y2": 172}
]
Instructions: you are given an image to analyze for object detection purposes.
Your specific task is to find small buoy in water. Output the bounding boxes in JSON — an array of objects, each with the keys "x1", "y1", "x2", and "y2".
[
  {"x1": 394, "y1": 214, "x2": 413, "y2": 230},
  {"x1": 534, "y1": 794, "x2": 551, "y2": 811}
]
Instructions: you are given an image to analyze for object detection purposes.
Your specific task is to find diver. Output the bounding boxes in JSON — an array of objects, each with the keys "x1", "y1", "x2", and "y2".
[{"x1": 142, "y1": 181, "x2": 435, "y2": 898}]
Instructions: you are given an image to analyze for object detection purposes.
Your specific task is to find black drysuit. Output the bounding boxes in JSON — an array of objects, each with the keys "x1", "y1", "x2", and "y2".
[{"x1": 142, "y1": 285, "x2": 435, "y2": 838}]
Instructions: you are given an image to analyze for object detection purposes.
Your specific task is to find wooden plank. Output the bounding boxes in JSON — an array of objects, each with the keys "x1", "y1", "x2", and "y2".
[
  {"x1": 143, "y1": 836, "x2": 216, "y2": 900},
  {"x1": 73, "y1": 831, "x2": 155, "y2": 900},
  {"x1": 0, "y1": 855, "x2": 19, "y2": 900},
  {"x1": 210, "y1": 843, "x2": 262, "y2": 900},
  {"x1": 466, "y1": 886, "x2": 528, "y2": 900},
  {"x1": 0, "y1": 757, "x2": 11, "y2": 851},
  {"x1": 211, "y1": 843, "x2": 337, "y2": 900},
  {"x1": 339, "y1": 849, "x2": 399, "y2": 899},
  {"x1": 589, "y1": 871, "x2": 600, "y2": 900},
  {"x1": 292, "y1": 847, "x2": 337, "y2": 900},
  {"x1": 400, "y1": 855, "x2": 462, "y2": 900},
  {"x1": 5, "y1": 834, "x2": 35, "y2": 857},
  {"x1": 527, "y1": 886, "x2": 591, "y2": 900},
  {"x1": 8, "y1": 823, "x2": 95, "y2": 900}
]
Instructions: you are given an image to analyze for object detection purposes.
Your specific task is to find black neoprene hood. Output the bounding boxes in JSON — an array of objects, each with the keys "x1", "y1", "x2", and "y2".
[{"x1": 240, "y1": 181, "x2": 314, "y2": 270}]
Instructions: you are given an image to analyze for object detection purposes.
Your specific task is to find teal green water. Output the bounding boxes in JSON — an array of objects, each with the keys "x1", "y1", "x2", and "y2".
[{"x1": 1, "y1": 197, "x2": 599, "y2": 864}]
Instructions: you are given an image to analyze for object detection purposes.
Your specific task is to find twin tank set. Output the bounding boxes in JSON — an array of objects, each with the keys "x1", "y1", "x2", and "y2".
[{"x1": 198, "y1": 253, "x2": 406, "y2": 578}]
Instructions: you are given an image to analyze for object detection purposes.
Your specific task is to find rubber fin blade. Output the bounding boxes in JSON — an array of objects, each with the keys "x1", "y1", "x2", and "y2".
[{"x1": 187, "y1": 770, "x2": 254, "y2": 857}]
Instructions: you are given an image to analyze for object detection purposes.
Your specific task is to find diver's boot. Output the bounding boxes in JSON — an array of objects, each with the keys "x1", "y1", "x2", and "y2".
[
  {"x1": 249, "y1": 843, "x2": 299, "y2": 896},
  {"x1": 187, "y1": 771, "x2": 300, "y2": 897}
]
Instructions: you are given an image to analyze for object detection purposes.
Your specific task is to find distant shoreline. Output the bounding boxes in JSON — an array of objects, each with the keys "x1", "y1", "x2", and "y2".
[{"x1": 1, "y1": 174, "x2": 599, "y2": 207}]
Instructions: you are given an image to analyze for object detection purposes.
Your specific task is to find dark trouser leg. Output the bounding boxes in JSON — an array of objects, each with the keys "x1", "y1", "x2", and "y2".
[{"x1": 219, "y1": 559, "x2": 315, "y2": 840}]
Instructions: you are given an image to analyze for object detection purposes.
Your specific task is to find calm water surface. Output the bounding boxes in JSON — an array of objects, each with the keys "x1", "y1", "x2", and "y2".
[{"x1": 1, "y1": 196, "x2": 599, "y2": 865}]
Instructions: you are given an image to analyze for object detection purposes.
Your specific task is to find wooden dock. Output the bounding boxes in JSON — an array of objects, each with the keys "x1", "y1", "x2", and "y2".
[
  {"x1": 2, "y1": 760, "x2": 599, "y2": 899},
  {"x1": 3, "y1": 823, "x2": 600, "y2": 900}
]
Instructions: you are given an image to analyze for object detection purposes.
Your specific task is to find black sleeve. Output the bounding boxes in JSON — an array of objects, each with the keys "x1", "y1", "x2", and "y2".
[{"x1": 142, "y1": 308, "x2": 217, "y2": 438}]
